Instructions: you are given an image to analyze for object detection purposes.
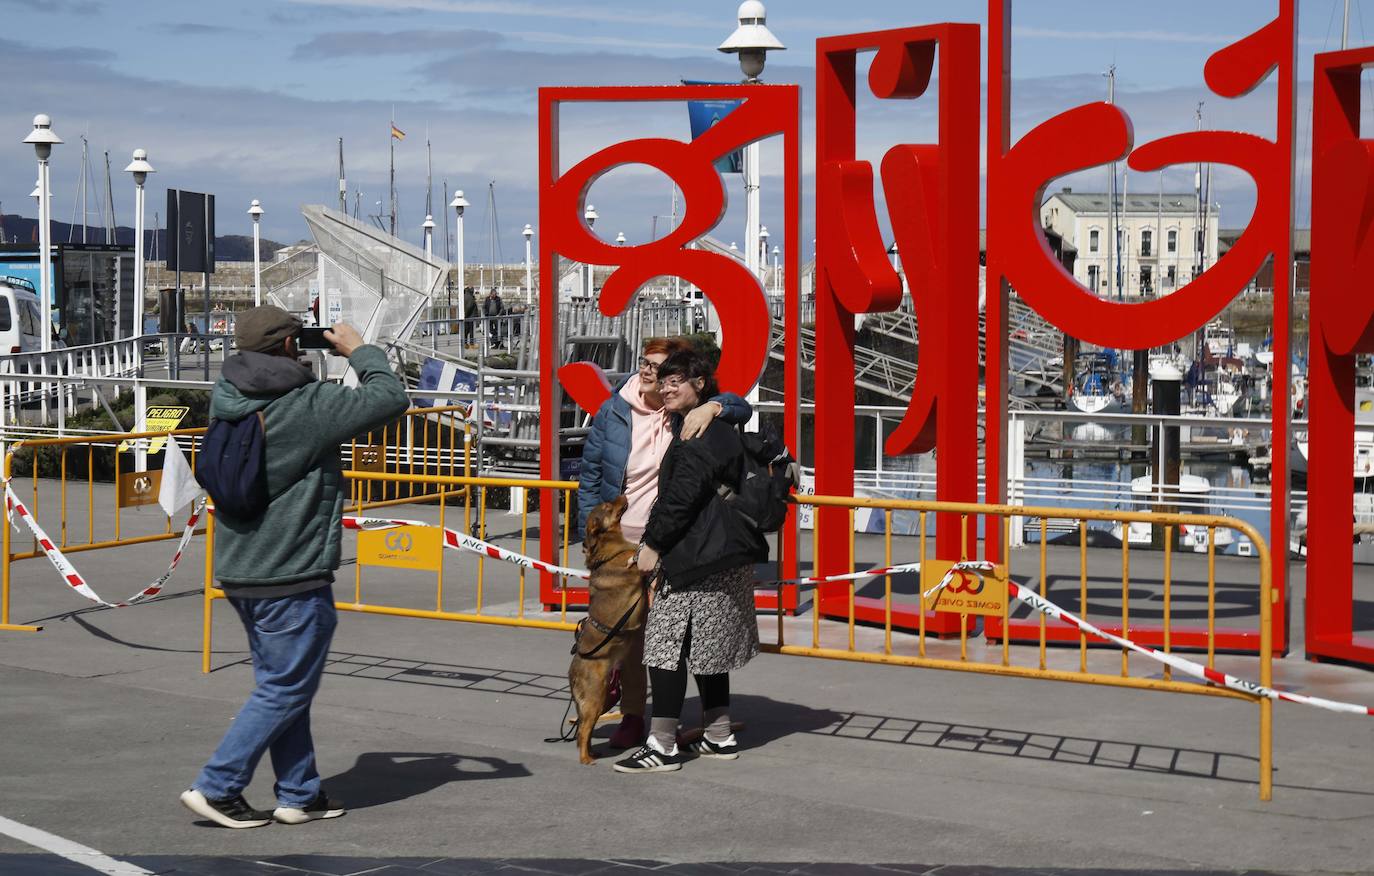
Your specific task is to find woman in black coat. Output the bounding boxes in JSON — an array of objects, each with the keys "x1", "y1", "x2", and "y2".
[{"x1": 614, "y1": 349, "x2": 767, "y2": 774}]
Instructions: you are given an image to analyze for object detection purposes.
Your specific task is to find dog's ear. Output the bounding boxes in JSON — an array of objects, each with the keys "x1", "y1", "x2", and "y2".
[
  {"x1": 583, "y1": 510, "x2": 603, "y2": 546},
  {"x1": 610, "y1": 494, "x2": 628, "y2": 521}
]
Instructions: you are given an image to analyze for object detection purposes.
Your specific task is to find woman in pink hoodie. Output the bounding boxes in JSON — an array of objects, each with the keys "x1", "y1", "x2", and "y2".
[{"x1": 577, "y1": 337, "x2": 753, "y2": 748}]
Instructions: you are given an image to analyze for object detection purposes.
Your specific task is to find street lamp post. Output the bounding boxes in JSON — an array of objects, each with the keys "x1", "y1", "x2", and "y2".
[
  {"x1": 24, "y1": 115, "x2": 61, "y2": 354},
  {"x1": 450, "y1": 190, "x2": 469, "y2": 328},
  {"x1": 422, "y1": 213, "x2": 435, "y2": 259},
  {"x1": 616, "y1": 231, "x2": 626, "y2": 246},
  {"x1": 247, "y1": 199, "x2": 263, "y2": 306},
  {"x1": 124, "y1": 148, "x2": 154, "y2": 472},
  {"x1": 584, "y1": 204, "x2": 598, "y2": 298},
  {"x1": 758, "y1": 225, "x2": 769, "y2": 279},
  {"x1": 719, "y1": 1, "x2": 783, "y2": 287},
  {"x1": 523, "y1": 224, "x2": 534, "y2": 305},
  {"x1": 772, "y1": 244, "x2": 781, "y2": 295},
  {"x1": 720, "y1": 4, "x2": 783, "y2": 429}
]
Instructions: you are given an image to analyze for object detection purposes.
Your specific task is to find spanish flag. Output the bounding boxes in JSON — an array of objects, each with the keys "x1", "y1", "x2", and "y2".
[{"x1": 391, "y1": 124, "x2": 405, "y2": 141}]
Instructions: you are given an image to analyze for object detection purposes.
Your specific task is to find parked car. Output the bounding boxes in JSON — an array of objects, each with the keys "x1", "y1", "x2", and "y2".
[{"x1": 0, "y1": 277, "x2": 46, "y2": 354}]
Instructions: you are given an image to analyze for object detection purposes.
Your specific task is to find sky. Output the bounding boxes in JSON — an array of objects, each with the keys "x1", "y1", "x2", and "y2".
[{"x1": 0, "y1": 0, "x2": 1367, "y2": 264}]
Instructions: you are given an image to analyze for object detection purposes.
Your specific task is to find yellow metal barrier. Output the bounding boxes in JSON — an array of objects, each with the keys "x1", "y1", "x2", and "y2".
[
  {"x1": 202, "y1": 469, "x2": 583, "y2": 675},
  {"x1": 0, "y1": 426, "x2": 209, "y2": 632},
  {"x1": 783, "y1": 494, "x2": 1274, "y2": 801},
  {"x1": 1, "y1": 406, "x2": 474, "y2": 632}
]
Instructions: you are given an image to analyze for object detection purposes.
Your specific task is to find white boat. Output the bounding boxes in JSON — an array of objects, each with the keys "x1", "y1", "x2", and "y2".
[
  {"x1": 1292, "y1": 388, "x2": 1374, "y2": 479},
  {"x1": 1203, "y1": 320, "x2": 1235, "y2": 358}
]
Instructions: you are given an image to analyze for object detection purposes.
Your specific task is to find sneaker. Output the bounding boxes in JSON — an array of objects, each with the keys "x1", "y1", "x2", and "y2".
[
  {"x1": 179, "y1": 788, "x2": 272, "y2": 829},
  {"x1": 273, "y1": 792, "x2": 347, "y2": 825},
  {"x1": 608, "y1": 713, "x2": 645, "y2": 749},
  {"x1": 612, "y1": 737, "x2": 684, "y2": 773},
  {"x1": 686, "y1": 734, "x2": 740, "y2": 760}
]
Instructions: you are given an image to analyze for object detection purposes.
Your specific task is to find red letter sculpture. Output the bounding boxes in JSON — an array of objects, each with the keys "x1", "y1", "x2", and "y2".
[
  {"x1": 985, "y1": 0, "x2": 1296, "y2": 651},
  {"x1": 537, "y1": 84, "x2": 802, "y2": 608},
  {"x1": 813, "y1": 25, "x2": 981, "y2": 630},
  {"x1": 1306, "y1": 46, "x2": 1374, "y2": 665}
]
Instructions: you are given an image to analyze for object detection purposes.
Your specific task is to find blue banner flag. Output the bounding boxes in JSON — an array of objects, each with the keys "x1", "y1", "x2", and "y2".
[{"x1": 683, "y1": 80, "x2": 743, "y2": 174}]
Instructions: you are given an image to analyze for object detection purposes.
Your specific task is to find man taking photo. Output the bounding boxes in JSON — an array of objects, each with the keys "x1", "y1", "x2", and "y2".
[{"x1": 180, "y1": 305, "x2": 408, "y2": 828}]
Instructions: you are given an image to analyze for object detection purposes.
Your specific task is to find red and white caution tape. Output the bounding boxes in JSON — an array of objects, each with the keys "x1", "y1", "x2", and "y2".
[
  {"x1": 757, "y1": 562, "x2": 922, "y2": 589},
  {"x1": 342, "y1": 514, "x2": 590, "y2": 580},
  {"x1": 1005, "y1": 578, "x2": 1374, "y2": 717},
  {"x1": 4, "y1": 483, "x2": 206, "y2": 609}
]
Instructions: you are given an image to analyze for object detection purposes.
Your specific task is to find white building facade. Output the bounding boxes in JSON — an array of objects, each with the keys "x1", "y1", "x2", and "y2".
[{"x1": 1040, "y1": 188, "x2": 1219, "y2": 299}]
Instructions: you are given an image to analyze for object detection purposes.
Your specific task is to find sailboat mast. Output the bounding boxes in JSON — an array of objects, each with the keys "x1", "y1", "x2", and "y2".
[
  {"x1": 443, "y1": 179, "x2": 451, "y2": 262},
  {"x1": 102, "y1": 150, "x2": 116, "y2": 243},
  {"x1": 1104, "y1": 65, "x2": 1115, "y2": 304},
  {"x1": 1194, "y1": 102, "x2": 1204, "y2": 282},
  {"x1": 338, "y1": 138, "x2": 347, "y2": 214},
  {"x1": 488, "y1": 181, "x2": 502, "y2": 290},
  {"x1": 389, "y1": 109, "x2": 397, "y2": 236},
  {"x1": 425, "y1": 132, "x2": 433, "y2": 220}
]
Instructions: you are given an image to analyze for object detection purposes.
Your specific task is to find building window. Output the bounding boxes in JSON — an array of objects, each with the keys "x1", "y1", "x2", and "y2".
[
  {"x1": 1089, "y1": 229, "x2": 1100, "y2": 253},
  {"x1": 1195, "y1": 228, "x2": 1204, "y2": 252},
  {"x1": 1166, "y1": 265, "x2": 1177, "y2": 287},
  {"x1": 1140, "y1": 265, "x2": 1153, "y2": 295},
  {"x1": 1087, "y1": 264, "x2": 1099, "y2": 291},
  {"x1": 1140, "y1": 229, "x2": 1152, "y2": 258},
  {"x1": 1167, "y1": 229, "x2": 1177, "y2": 253}
]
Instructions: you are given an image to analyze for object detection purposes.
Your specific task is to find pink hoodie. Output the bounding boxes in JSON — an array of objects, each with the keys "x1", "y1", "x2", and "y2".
[{"x1": 617, "y1": 377, "x2": 674, "y2": 543}]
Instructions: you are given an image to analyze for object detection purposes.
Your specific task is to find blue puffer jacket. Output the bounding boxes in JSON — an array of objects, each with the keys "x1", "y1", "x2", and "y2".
[{"x1": 576, "y1": 378, "x2": 751, "y2": 538}]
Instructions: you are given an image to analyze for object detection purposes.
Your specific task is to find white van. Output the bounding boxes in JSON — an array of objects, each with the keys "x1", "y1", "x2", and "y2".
[{"x1": 0, "y1": 277, "x2": 45, "y2": 355}]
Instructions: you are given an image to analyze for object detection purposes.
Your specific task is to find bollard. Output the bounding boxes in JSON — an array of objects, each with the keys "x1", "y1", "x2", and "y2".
[{"x1": 1150, "y1": 363, "x2": 1182, "y2": 550}]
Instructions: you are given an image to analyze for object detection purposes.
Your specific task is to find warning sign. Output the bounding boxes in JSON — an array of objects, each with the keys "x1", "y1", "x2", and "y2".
[
  {"x1": 118, "y1": 406, "x2": 190, "y2": 454},
  {"x1": 358, "y1": 525, "x2": 443, "y2": 572},
  {"x1": 118, "y1": 470, "x2": 162, "y2": 508},
  {"x1": 920, "y1": 559, "x2": 1008, "y2": 617}
]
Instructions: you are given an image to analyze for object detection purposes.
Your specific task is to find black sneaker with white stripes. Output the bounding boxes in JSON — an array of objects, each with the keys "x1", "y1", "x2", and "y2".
[
  {"x1": 273, "y1": 791, "x2": 347, "y2": 825},
  {"x1": 179, "y1": 789, "x2": 272, "y2": 829},
  {"x1": 613, "y1": 738, "x2": 685, "y2": 773},
  {"x1": 686, "y1": 734, "x2": 740, "y2": 760}
]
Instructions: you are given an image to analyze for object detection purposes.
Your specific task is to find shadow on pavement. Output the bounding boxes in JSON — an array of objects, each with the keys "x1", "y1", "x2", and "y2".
[{"x1": 324, "y1": 751, "x2": 532, "y2": 809}]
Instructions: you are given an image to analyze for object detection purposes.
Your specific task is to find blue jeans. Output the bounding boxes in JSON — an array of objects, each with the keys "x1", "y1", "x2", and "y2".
[{"x1": 194, "y1": 587, "x2": 337, "y2": 807}]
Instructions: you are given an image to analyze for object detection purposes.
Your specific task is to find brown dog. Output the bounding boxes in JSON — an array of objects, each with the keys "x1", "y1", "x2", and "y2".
[{"x1": 569, "y1": 495, "x2": 647, "y2": 764}]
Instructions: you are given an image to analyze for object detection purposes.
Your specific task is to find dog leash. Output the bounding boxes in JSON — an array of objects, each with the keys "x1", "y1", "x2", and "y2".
[{"x1": 572, "y1": 594, "x2": 644, "y2": 659}]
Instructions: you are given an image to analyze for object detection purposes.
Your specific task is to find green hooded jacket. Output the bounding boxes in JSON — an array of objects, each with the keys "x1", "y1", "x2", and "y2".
[{"x1": 209, "y1": 344, "x2": 409, "y2": 588}]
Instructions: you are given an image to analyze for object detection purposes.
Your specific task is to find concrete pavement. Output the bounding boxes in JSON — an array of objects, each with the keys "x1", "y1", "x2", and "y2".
[{"x1": 1, "y1": 495, "x2": 1372, "y2": 874}]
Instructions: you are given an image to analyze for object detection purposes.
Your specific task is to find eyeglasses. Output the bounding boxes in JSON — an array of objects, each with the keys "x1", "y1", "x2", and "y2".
[
  {"x1": 657, "y1": 376, "x2": 690, "y2": 391},
  {"x1": 638, "y1": 357, "x2": 661, "y2": 373}
]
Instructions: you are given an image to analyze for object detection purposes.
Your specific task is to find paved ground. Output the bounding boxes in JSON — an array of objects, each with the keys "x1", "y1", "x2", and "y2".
[{"x1": 2, "y1": 494, "x2": 1374, "y2": 875}]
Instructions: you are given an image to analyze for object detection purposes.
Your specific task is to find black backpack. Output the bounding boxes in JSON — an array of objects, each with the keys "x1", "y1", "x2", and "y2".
[
  {"x1": 720, "y1": 426, "x2": 800, "y2": 534},
  {"x1": 194, "y1": 412, "x2": 269, "y2": 521}
]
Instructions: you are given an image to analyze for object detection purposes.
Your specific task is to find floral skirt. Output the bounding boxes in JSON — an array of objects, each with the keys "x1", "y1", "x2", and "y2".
[{"x1": 643, "y1": 563, "x2": 759, "y2": 674}]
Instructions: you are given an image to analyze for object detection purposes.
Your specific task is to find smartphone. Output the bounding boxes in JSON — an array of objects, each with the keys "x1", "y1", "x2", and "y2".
[{"x1": 297, "y1": 327, "x2": 332, "y2": 350}]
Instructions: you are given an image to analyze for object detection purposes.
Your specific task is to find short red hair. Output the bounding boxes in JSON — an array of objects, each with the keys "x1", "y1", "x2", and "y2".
[{"x1": 642, "y1": 336, "x2": 691, "y2": 357}]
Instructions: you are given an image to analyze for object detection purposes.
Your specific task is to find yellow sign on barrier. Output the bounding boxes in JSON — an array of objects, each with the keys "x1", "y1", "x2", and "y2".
[
  {"x1": 117, "y1": 470, "x2": 162, "y2": 508},
  {"x1": 358, "y1": 525, "x2": 443, "y2": 572},
  {"x1": 920, "y1": 558, "x2": 1008, "y2": 616},
  {"x1": 118, "y1": 406, "x2": 190, "y2": 454}
]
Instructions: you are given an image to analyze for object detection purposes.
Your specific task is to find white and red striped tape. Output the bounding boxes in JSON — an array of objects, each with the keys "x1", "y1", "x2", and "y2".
[
  {"x1": 341, "y1": 514, "x2": 591, "y2": 580},
  {"x1": 10, "y1": 492, "x2": 1374, "y2": 718},
  {"x1": 757, "y1": 562, "x2": 923, "y2": 589},
  {"x1": 1003, "y1": 576, "x2": 1374, "y2": 717},
  {"x1": 4, "y1": 483, "x2": 206, "y2": 609}
]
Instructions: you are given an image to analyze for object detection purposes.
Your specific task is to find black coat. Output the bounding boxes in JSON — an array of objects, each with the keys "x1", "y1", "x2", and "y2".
[{"x1": 643, "y1": 417, "x2": 768, "y2": 586}]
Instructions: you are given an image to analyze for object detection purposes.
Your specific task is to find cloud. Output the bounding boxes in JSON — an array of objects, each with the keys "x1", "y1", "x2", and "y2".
[
  {"x1": 292, "y1": 28, "x2": 505, "y2": 59},
  {"x1": 1013, "y1": 26, "x2": 1248, "y2": 46},
  {"x1": 158, "y1": 22, "x2": 246, "y2": 37},
  {"x1": 0, "y1": 0, "x2": 100, "y2": 13},
  {"x1": 282, "y1": 0, "x2": 717, "y2": 29}
]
